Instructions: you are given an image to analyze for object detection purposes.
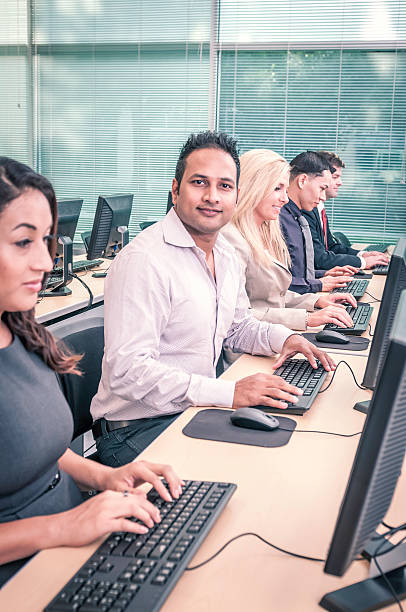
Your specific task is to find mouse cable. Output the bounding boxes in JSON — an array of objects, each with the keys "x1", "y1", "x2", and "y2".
[
  {"x1": 318, "y1": 360, "x2": 368, "y2": 395},
  {"x1": 70, "y1": 272, "x2": 94, "y2": 311},
  {"x1": 365, "y1": 290, "x2": 381, "y2": 303},
  {"x1": 368, "y1": 322, "x2": 374, "y2": 337},
  {"x1": 278, "y1": 426, "x2": 362, "y2": 438}
]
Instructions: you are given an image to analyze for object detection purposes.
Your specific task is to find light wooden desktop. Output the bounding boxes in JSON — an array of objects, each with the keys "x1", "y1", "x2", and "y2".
[{"x1": 1, "y1": 351, "x2": 404, "y2": 612}]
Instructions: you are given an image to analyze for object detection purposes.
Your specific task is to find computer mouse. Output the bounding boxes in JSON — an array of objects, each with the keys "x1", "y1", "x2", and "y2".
[
  {"x1": 315, "y1": 329, "x2": 350, "y2": 344},
  {"x1": 230, "y1": 407, "x2": 280, "y2": 431}
]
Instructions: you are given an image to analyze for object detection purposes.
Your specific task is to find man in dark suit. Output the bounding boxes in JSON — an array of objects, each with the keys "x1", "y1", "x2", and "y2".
[
  {"x1": 303, "y1": 151, "x2": 389, "y2": 271},
  {"x1": 279, "y1": 151, "x2": 353, "y2": 294}
]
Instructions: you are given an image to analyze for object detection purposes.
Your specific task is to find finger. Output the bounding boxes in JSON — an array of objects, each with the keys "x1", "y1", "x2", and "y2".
[
  {"x1": 121, "y1": 495, "x2": 159, "y2": 527},
  {"x1": 273, "y1": 351, "x2": 296, "y2": 369},
  {"x1": 115, "y1": 518, "x2": 149, "y2": 534},
  {"x1": 132, "y1": 464, "x2": 174, "y2": 502},
  {"x1": 341, "y1": 294, "x2": 357, "y2": 308},
  {"x1": 157, "y1": 464, "x2": 183, "y2": 499},
  {"x1": 265, "y1": 380, "x2": 303, "y2": 396},
  {"x1": 264, "y1": 388, "x2": 302, "y2": 404},
  {"x1": 259, "y1": 396, "x2": 291, "y2": 410},
  {"x1": 314, "y1": 349, "x2": 335, "y2": 371},
  {"x1": 333, "y1": 310, "x2": 354, "y2": 327}
]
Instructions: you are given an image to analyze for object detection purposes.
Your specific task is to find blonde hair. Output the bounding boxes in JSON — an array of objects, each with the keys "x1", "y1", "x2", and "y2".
[{"x1": 232, "y1": 149, "x2": 291, "y2": 269}]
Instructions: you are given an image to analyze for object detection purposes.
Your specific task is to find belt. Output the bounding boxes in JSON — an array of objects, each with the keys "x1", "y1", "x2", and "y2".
[{"x1": 92, "y1": 419, "x2": 137, "y2": 439}]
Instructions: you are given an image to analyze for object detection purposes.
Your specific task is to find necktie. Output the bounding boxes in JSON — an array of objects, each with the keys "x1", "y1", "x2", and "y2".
[
  {"x1": 321, "y1": 207, "x2": 328, "y2": 249},
  {"x1": 297, "y1": 215, "x2": 316, "y2": 281}
]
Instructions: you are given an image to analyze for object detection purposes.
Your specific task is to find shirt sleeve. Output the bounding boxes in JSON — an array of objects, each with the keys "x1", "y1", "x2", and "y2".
[
  {"x1": 103, "y1": 250, "x2": 236, "y2": 411},
  {"x1": 223, "y1": 269, "x2": 295, "y2": 356}
]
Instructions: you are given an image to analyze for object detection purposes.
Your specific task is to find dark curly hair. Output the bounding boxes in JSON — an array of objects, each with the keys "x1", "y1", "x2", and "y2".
[
  {"x1": 174, "y1": 130, "x2": 240, "y2": 189},
  {"x1": 0, "y1": 157, "x2": 81, "y2": 374}
]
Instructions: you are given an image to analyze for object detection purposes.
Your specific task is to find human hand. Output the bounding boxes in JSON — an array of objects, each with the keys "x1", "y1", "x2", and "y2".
[
  {"x1": 324, "y1": 265, "x2": 358, "y2": 277},
  {"x1": 273, "y1": 334, "x2": 335, "y2": 371},
  {"x1": 315, "y1": 292, "x2": 357, "y2": 309},
  {"x1": 307, "y1": 305, "x2": 354, "y2": 328},
  {"x1": 102, "y1": 460, "x2": 183, "y2": 502},
  {"x1": 321, "y1": 275, "x2": 350, "y2": 292},
  {"x1": 55, "y1": 489, "x2": 161, "y2": 547},
  {"x1": 232, "y1": 373, "x2": 303, "y2": 410},
  {"x1": 363, "y1": 253, "x2": 390, "y2": 269}
]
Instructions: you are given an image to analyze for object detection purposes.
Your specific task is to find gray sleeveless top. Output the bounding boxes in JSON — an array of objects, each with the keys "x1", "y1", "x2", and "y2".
[{"x1": 0, "y1": 334, "x2": 83, "y2": 585}]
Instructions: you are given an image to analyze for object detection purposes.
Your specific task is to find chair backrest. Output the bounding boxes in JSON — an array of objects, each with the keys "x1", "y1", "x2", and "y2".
[{"x1": 55, "y1": 316, "x2": 104, "y2": 440}]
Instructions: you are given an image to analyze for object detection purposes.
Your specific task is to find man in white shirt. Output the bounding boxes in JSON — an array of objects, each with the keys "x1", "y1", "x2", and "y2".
[{"x1": 91, "y1": 131, "x2": 334, "y2": 467}]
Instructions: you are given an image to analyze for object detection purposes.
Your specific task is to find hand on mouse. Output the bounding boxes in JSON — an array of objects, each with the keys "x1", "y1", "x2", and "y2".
[
  {"x1": 273, "y1": 334, "x2": 336, "y2": 372},
  {"x1": 307, "y1": 305, "x2": 354, "y2": 328},
  {"x1": 315, "y1": 293, "x2": 357, "y2": 309},
  {"x1": 232, "y1": 373, "x2": 303, "y2": 411}
]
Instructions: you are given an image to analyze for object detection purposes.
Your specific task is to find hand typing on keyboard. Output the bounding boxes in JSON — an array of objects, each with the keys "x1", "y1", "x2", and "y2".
[
  {"x1": 52, "y1": 460, "x2": 183, "y2": 547},
  {"x1": 273, "y1": 334, "x2": 335, "y2": 372},
  {"x1": 324, "y1": 265, "x2": 359, "y2": 277},
  {"x1": 233, "y1": 372, "x2": 303, "y2": 411},
  {"x1": 307, "y1": 292, "x2": 357, "y2": 328},
  {"x1": 363, "y1": 252, "x2": 389, "y2": 269},
  {"x1": 320, "y1": 275, "x2": 350, "y2": 292}
]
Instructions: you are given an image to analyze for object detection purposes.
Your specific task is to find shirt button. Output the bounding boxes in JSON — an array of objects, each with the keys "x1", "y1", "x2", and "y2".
[{"x1": 280, "y1": 291, "x2": 285, "y2": 297}]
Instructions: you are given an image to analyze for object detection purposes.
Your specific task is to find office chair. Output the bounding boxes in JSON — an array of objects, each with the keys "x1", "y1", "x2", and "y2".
[{"x1": 54, "y1": 316, "x2": 104, "y2": 460}]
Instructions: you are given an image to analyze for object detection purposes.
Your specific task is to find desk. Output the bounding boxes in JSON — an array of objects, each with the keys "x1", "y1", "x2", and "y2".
[
  {"x1": 308, "y1": 269, "x2": 387, "y2": 358},
  {"x1": 1, "y1": 352, "x2": 404, "y2": 611},
  {"x1": 35, "y1": 262, "x2": 108, "y2": 325}
]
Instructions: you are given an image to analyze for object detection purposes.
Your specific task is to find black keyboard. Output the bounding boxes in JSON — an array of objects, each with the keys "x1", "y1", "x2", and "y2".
[
  {"x1": 332, "y1": 278, "x2": 369, "y2": 299},
  {"x1": 45, "y1": 479, "x2": 236, "y2": 612},
  {"x1": 254, "y1": 358, "x2": 327, "y2": 416},
  {"x1": 364, "y1": 243, "x2": 390, "y2": 253},
  {"x1": 324, "y1": 303, "x2": 373, "y2": 335},
  {"x1": 373, "y1": 264, "x2": 389, "y2": 275},
  {"x1": 54, "y1": 258, "x2": 104, "y2": 275}
]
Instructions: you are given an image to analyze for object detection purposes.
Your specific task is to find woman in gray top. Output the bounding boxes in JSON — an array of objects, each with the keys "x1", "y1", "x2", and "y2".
[{"x1": 0, "y1": 158, "x2": 182, "y2": 586}]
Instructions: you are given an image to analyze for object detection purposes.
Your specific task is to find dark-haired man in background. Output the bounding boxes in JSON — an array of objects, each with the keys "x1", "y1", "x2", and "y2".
[
  {"x1": 91, "y1": 132, "x2": 334, "y2": 466},
  {"x1": 303, "y1": 151, "x2": 389, "y2": 271},
  {"x1": 279, "y1": 150, "x2": 355, "y2": 295}
]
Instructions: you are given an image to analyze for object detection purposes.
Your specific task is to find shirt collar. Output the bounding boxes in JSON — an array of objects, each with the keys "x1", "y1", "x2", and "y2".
[
  {"x1": 162, "y1": 206, "x2": 235, "y2": 259},
  {"x1": 287, "y1": 198, "x2": 302, "y2": 218}
]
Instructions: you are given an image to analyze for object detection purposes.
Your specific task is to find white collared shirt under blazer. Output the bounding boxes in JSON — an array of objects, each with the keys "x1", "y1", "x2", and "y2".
[
  {"x1": 90, "y1": 208, "x2": 295, "y2": 422},
  {"x1": 221, "y1": 223, "x2": 319, "y2": 331}
]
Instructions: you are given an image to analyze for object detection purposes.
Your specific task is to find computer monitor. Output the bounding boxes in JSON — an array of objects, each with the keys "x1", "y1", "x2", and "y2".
[
  {"x1": 86, "y1": 194, "x2": 133, "y2": 260},
  {"x1": 320, "y1": 290, "x2": 406, "y2": 611},
  {"x1": 56, "y1": 199, "x2": 83, "y2": 246},
  {"x1": 362, "y1": 237, "x2": 406, "y2": 390}
]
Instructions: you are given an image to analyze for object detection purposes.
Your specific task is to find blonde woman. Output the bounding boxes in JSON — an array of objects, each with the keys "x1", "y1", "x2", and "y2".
[{"x1": 221, "y1": 149, "x2": 357, "y2": 331}]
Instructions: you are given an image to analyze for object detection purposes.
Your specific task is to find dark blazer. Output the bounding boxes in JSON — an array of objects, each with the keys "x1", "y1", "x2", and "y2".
[
  {"x1": 279, "y1": 199, "x2": 323, "y2": 294},
  {"x1": 303, "y1": 208, "x2": 362, "y2": 269}
]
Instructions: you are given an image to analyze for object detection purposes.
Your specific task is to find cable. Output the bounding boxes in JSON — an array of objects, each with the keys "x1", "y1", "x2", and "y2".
[
  {"x1": 370, "y1": 531, "x2": 406, "y2": 612},
  {"x1": 365, "y1": 290, "x2": 381, "y2": 303},
  {"x1": 368, "y1": 323, "x2": 374, "y2": 337},
  {"x1": 70, "y1": 272, "x2": 94, "y2": 310},
  {"x1": 278, "y1": 426, "x2": 361, "y2": 438},
  {"x1": 185, "y1": 532, "x2": 325, "y2": 571},
  {"x1": 318, "y1": 360, "x2": 368, "y2": 394},
  {"x1": 373, "y1": 556, "x2": 404, "y2": 612}
]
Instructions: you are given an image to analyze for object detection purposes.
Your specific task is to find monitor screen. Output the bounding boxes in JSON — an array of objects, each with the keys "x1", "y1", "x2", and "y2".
[
  {"x1": 321, "y1": 290, "x2": 406, "y2": 610},
  {"x1": 362, "y1": 237, "x2": 406, "y2": 389},
  {"x1": 57, "y1": 198, "x2": 83, "y2": 239},
  {"x1": 86, "y1": 194, "x2": 133, "y2": 260}
]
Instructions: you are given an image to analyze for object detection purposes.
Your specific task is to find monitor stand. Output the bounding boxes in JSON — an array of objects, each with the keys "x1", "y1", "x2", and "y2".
[
  {"x1": 353, "y1": 400, "x2": 370, "y2": 414},
  {"x1": 40, "y1": 236, "x2": 73, "y2": 297},
  {"x1": 320, "y1": 536, "x2": 406, "y2": 611}
]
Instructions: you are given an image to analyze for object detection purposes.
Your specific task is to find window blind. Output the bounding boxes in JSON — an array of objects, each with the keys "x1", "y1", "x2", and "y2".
[
  {"x1": 32, "y1": 0, "x2": 211, "y2": 239},
  {"x1": 217, "y1": 0, "x2": 406, "y2": 243}
]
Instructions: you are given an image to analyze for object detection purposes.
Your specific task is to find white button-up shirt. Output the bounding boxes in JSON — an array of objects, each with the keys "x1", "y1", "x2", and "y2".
[{"x1": 91, "y1": 208, "x2": 294, "y2": 421}]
